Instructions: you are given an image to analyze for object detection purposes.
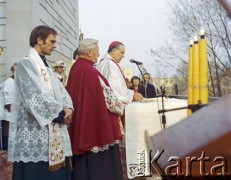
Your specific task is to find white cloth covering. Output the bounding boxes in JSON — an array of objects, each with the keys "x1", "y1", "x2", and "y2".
[
  {"x1": 125, "y1": 98, "x2": 187, "y2": 179},
  {"x1": 2, "y1": 77, "x2": 15, "y2": 105}
]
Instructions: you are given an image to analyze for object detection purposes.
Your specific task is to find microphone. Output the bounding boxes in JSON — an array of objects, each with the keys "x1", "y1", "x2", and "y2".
[{"x1": 130, "y1": 59, "x2": 143, "y2": 65}]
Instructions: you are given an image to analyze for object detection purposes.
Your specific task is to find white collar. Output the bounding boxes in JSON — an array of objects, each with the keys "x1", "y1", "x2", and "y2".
[{"x1": 102, "y1": 53, "x2": 117, "y2": 63}]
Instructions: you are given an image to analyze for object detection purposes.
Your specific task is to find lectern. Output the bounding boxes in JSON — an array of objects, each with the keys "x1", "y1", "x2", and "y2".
[{"x1": 147, "y1": 94, "x2": 231, "y2": 179}]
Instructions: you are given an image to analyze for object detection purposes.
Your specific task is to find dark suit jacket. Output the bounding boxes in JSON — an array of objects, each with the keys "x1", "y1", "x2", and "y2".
[{"x1": 140, "y1": 83, "x2": 157, "y2": 98}]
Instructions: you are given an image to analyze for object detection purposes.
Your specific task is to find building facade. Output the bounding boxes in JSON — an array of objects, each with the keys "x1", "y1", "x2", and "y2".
[{"x1": 0, "y1": 0, "x2": 79, "y2": 82}]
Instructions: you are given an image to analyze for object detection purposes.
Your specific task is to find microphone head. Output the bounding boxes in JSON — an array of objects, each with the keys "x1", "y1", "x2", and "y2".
[{"x1": 130, "y1": 59, "x2": 142, "y2": 65}]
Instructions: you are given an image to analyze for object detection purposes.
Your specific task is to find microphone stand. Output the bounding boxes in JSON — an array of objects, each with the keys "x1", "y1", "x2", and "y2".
[
  {"x1": 133, "y1": 62, "x2": 170, "y2": 129},
  {"x1": 134, "y1": 62, "x2": 168, "y2": 129},
  {"x1": 133, "y1": 62, "x2": 162, "y2": 93},
  {"x1": 160, "y1": 86, "x2": 166, "y2": 129},
  {"x1": 158, "y1": 100, "x2": 207, "y2": 129},
  {"x1": 135, "y1": 63, "x2": 148, "y2": 76}
]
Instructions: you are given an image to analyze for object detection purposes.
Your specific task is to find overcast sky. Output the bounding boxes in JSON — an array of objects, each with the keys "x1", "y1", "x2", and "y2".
[{"x1": 78, "y1": 0, "x2": 178, "y2": 77}]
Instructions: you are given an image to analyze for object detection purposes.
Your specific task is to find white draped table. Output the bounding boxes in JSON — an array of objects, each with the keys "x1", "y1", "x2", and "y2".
[{"x1": 125, "y1": 98, "x2": 187, "y2": 179}]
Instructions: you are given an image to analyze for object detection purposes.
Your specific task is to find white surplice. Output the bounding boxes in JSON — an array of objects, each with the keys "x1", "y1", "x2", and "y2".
[
  {"x1": 8, "y1": 48, "x2": 73, "y2": 163},
  {"x1": 97, "y1": 53, "x2": 134, "y2": 104},
  {"x1": 1, "y1": 77, "x2": 15, "y2": 121}
]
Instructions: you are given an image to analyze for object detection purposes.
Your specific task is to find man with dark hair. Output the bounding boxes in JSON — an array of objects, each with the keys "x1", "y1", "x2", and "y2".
[
  {"x1": 140, "y1": 73, "x2": 157, "y2": 98},
  {"x1": 8, "y1": 25, "x2": 73, "y2": 180},
  {"x1": 29, "y1": 25, "x2": 57, "y2": 47},
  {"x1": 10, "y1": 63, "x2": 17, "y2": 73},
  {"x1": 73, "y1": 48, "x2": 79, "y2": 60}
]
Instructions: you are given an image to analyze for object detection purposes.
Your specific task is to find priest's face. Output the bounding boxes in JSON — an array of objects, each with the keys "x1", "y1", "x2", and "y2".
[
  {"x1": 111, "y1": 45, "x2": 125, "y2": 63},
  {"x1": 89, "y1": 45, "x2": 100, "y2": 64},
  {"x1": 37, "y1": 34, "x2": 57, "y2": 56}
]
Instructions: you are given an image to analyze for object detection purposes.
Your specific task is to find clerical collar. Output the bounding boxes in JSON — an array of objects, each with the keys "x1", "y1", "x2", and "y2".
[{"x1": 39, "y1": 54, "x2": 49, "y2": 67}]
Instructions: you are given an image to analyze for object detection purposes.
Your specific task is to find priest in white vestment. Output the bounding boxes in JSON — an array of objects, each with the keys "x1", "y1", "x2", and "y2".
[
  {"x1": 8, "y1": 25, "x2": 73, "y2": 180},
  {"x1": 97, "y1": 41, "x2": 143, "y2": 180}
]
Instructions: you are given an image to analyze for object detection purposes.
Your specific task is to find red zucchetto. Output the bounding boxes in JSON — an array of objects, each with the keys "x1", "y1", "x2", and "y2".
[{"x1": 108, "y1": 41, "x2": 124, "y2": 51}]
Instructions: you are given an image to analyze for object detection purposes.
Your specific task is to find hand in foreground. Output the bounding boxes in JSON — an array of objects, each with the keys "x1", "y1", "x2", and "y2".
[
  {"x1": 64, "y1": 108, "x2": 73, "y2": 126},
  {"x1": 133, "y1": 92, "x2": 144, "y2": 102}
]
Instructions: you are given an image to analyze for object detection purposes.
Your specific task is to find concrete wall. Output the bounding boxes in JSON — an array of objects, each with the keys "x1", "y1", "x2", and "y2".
[
  {"x1": 0, "y1": 0, "x2": 79, "y2": 82},
  {"x1": 0, "y1": 0, "x2": 6, "y2": 82},
  {"x1": 6, "y1": 0, "x2": 32, "y2": 79}
]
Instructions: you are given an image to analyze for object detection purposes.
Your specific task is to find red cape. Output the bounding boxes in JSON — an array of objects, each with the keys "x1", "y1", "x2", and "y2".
[{"x1": 66, "y1": 58, "x2": 122, "y2": 155}]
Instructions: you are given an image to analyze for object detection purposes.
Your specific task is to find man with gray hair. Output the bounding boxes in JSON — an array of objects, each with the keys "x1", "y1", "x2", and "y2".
[{"x1": 66, "y1": 38, "x2": 125, "y2": 180}]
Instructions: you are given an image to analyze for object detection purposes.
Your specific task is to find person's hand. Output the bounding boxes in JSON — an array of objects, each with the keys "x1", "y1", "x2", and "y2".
[
  {"x1": 133, "y1": 92, "x2": 144, "y2": 102},
  {"x1": 64, "y1": 108, "x2": 73, "y2": 126}
]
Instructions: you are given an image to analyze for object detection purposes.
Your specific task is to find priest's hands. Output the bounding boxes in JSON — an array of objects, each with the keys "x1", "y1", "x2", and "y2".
[
  {"x1": 133, "y1": 92, "x2": 144, "y2": 102},
  {"x1": 64, "y1": 108, "x2": 73, "y2": 126}
]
